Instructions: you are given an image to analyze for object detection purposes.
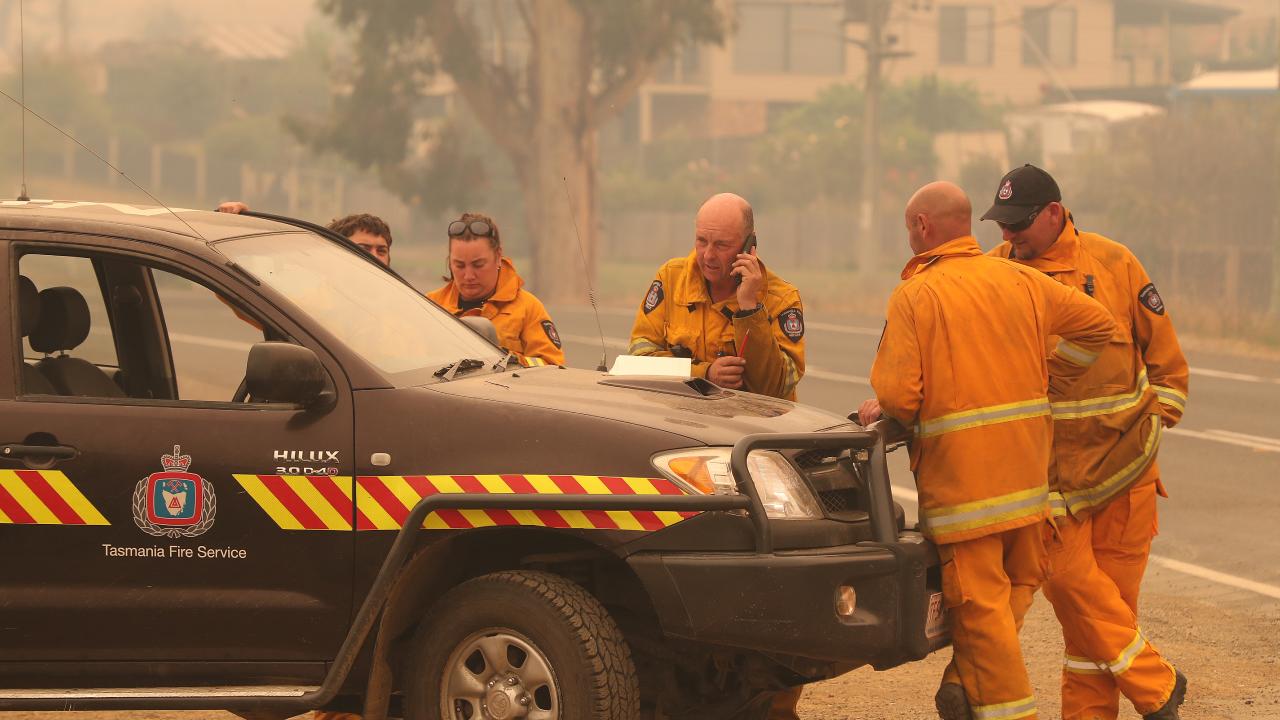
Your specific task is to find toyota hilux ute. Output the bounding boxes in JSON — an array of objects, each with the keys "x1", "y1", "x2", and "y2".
[{"x1": 0, "y1": 200, "x2": 947, "y2": 720}]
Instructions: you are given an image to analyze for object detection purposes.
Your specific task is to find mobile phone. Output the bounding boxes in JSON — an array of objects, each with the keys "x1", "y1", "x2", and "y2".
[{"x1": 734, "y1": 233, "x2": 758, "y2": 287}]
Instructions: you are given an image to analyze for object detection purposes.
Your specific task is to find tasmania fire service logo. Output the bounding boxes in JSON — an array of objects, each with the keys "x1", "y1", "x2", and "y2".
[
  {"x1": 779, "y1": 308, "x2": 805, "y2": 342},
  {"x1": 998, "y1": 179, "x2": 1013, "y2": 200},
  {"x1": 643, "y1": 280, "x2": 664, "y2": 314},
  {"x1": 133, "y1": 445, "x2": 216, "y2": 538}
]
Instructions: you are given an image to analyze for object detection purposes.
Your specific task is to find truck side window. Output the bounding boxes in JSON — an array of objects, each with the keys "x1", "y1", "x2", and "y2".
[
  {"x1": 17, "y1": 251, "x2": 273, "y2": 403},
  {"x1": 152, "y1": 270, "x2": 265, "y2": 402},
  {"x1": 19, "y1": 254, "x2": 120, "y2": 373}
]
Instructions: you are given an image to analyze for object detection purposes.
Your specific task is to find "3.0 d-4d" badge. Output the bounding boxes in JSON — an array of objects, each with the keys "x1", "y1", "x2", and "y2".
[{"x1": 133, "y1": 445, "x2": 216, "y2": 538}]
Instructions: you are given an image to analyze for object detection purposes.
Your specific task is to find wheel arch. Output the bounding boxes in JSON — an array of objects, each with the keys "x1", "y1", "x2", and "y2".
[{"x1": 360, "y1": 528, "x2": 663, "y2": 719}]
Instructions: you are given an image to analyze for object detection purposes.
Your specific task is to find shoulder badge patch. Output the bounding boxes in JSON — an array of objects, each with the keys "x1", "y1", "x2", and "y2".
[
  {"x1": 643, "y1": 280, "x2": 664, "y2": 314},
  {"x1": 1138, "y1": 283, "x2": 1165, "y2": 316},
  {"x1": 133, "y1": 445, "x2": 216, "y2": 539},
  {"x1": 541, "y1": 320, "x2": 562, "y2": 348},
  {"x1": 778, "y1": 308, "x2": 805, "y2": 342}
]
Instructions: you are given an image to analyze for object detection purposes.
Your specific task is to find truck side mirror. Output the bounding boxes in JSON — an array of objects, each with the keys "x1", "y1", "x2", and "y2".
[
  {"x1": 459, "y1": 315, "x2": 500, "y2": 346},
  {"x1": 246, "y1": 342, "x2": 335, "y2": 411}
]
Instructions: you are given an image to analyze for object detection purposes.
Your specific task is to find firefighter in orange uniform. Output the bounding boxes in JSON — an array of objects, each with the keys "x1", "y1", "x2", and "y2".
[
  {"x1": 427, "y1": 212, "x2": 565, "y2": 367},
  {"x1": 983, "y1": 165, "x2": 1189, "y2": 720},
  {"x1": 629, "y1": 193, "x2": 805, "y2": 401},
  {"x1": 859, "y1": 181, "x2": 1117, "y2": 720}
]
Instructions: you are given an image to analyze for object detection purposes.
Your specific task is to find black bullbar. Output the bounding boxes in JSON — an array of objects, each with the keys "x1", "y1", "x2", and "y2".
[{"x1": 628, "y1": 421, "x2": 947, "y2": 670}]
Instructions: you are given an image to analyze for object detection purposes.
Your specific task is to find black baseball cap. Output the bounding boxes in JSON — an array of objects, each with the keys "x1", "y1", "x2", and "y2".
[{"x1": 980, "y1": 164, "x2": 1062, "y2": 224}]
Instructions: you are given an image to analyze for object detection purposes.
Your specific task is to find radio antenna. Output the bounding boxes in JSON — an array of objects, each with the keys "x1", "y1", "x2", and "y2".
[
  {"x1": 17, "y1": 0, "x2": 28, "y2": 201},
  {"x1": 561, "y1": 176, "x2": 608, "y2": 372},
  {"x1": 0, "y1": 87, "x2": 208, "y2": 242}
]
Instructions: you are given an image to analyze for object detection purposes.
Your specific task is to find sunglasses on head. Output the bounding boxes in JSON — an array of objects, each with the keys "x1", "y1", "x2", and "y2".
[
  {"x1": 448, "y1": 220, "x2": 494, "y2": 238},
  {"x1": 998, "y1": 205, "x2": 1046, "y2": 233}
]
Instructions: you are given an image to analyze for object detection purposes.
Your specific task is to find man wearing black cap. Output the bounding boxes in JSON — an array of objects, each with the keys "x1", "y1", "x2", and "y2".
[{"x1": 977, "y1": 165, "x2": 1191, "y2": 720}]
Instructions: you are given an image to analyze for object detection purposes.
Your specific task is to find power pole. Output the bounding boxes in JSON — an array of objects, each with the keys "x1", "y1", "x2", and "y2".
[
  {"x1": 848, "y1": 0, "x2": 910, "y2": 282},
  {"x1": 1270, "y1": 10, "x2": 1280, "y2": 323}
]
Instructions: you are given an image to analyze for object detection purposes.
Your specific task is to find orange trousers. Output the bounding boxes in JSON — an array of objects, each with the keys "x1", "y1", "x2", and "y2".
[
  {"x1": 938, "y1": 522, "x2": 1048, "y2": 720},
  {"x1": 1042, "y1": 476, "x2": 1177, "y2": 719}
]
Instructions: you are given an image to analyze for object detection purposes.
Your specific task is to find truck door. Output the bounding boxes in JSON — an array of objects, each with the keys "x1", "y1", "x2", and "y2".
[{"x1": 0, "y1": 240, "x2": 355, "y2": 671}]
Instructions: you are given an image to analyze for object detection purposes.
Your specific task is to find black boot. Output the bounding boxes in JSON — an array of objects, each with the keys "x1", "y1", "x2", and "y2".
[
  {"x1": 934, "y1": 682, "x2": 972, "y2": 720},
  {"x1": 1142, "y1": 670, "x2": 1187, "y2": 720}
]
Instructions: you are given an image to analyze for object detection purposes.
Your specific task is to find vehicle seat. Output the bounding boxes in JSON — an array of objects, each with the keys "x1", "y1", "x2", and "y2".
[
  {"x1": 29, "y1": 286, "x2": 124, "y2": 398},
  {"x1": 18, "y1": 276, "x2": 57, "y2": 395}
]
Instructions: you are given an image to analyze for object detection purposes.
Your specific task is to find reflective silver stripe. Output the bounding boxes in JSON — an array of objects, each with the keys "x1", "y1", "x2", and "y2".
[
  {"x1": 922, "y1": 484, "x2": 1049, "y2": 536},
  {"x1": 972, "y1": 695, "x2": 1037, "y2": 720},
  {"x1": 627, "y1": 339, "x2": 664, "y2": 355},
  {"x1": 1064, "y1": 654, "x2": 1108, "y2": 674},
  {"x1": 916, "y1": 397, "x2": 1050, "y2": 439},
  {"x1": 1062, "y1": 415, "x2": 1162, "y2": 515},
  {"x1": 1065, "y1": 630, "x2": 1149, "y2": 677},
  {"x1": 1051, "y1": 369, "x2": 1150, "y2": 420},
  {"x1": 1107, "y1": 629, "x2": 1148, "y2": 674},
  {"x1": 1049, "y1": 492, "x2": 1068, "y2": 518},
  {"x1": 1154, "y1": 385, "x2": 1187, "y2": 411},
  {"x1": 781, "y1": 353, "x2": 801, "y2": 397},
  {"x1": 1055, "y1": 338, "x2": 1100, "y2": 367}
]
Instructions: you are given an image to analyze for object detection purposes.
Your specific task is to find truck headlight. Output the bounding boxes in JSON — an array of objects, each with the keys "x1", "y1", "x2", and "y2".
[
  {"x1": 652, "y1": 448, "x2": 738, "y2": 496},
  {"x1": 747, "y1": 450, "x2": 823, "y2": 519},
  {"x1": 652, "y1": 448, "x2": 823, "y2": 520}
]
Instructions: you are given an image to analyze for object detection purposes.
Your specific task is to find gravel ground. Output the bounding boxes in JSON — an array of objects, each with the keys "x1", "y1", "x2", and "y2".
[{"x1": 2, "y1": 576, "x2": 1276, "y2": 720}]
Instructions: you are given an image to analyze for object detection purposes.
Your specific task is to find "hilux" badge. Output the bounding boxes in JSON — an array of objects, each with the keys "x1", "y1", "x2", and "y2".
[{"x1": 274, "y1": 450, "x2": 340, "y2": 462}]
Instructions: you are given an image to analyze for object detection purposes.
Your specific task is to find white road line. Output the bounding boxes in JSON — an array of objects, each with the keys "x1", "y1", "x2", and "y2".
[
  {"x1": 1148, "y1": 556, "x2": 1280, "y2": 600},
  {"x1": 1189, "y1": 367, "x2": 1280, "y2": 384},
  {"x1": 807, "y1": 321, "x2": 882, "y2": 336},
  {"x1": 888, "y1": 482, "x2": 1280, "y2": 601},
  {"x1": 169, "y1": 333, "x2": 253, "y2": 352},
  {"x1": 804, "y1": 366, "x2": 871, "y2": 385},
  {"x1": 1201, "y1": 428, "x2": 1280, "y2": 449},
  {"x1": 562, "y1": 334, "x2": 628, "y2": 350},
  {"x1": 1166, "y1": 427, "x2": 1280, "y2": 453}
]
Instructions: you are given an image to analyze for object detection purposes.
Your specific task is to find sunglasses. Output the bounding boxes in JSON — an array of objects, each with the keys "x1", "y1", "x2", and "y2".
[
  {"x1": 448, "y1": 220, "x2": 494, "y2": 238},
  {"x1": 997, "y1": 205, "x2": 1045, "y2": 233}
]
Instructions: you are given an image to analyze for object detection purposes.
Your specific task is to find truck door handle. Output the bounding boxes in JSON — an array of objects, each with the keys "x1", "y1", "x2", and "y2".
[{"x1": 1, "y1": 444, "x2": 79, "y2": 466}]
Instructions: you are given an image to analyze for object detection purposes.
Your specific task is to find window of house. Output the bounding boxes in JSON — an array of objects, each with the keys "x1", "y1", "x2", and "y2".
[
  {"x1": 1023, "y1": 6, "x2": 1077, "y2": 67},
  {"x1": 938, "y1": 6, "x2": 994, "y2": 66},
  {"x1": 734, "y1": 2, "x2": 845, "y2": 75},
  {"x1": 655, "y1": 41, "x2": 705, "y2": 84}
]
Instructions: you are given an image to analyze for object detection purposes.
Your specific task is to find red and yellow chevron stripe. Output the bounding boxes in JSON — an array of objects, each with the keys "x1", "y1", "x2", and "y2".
[
  {"x1": 0, "y1": 469, "x2": 109, "y2": 525},
  {"x1": 233, "y1": 473, "x2": 697, "y2": 532}
]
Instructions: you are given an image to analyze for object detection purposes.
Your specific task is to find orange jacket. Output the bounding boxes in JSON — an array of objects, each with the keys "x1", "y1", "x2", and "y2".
[
  {"x1": 427, "y1": 257, "x2": 565, "y2": 367},
  {"x1": 871, "y1": 236, "x2": 1117, "y2": 544},
  {"x1": 990, "y1": 210, "x2": 1188, "y2": 517},
  {"x1": 628, "y1": 250, "x2": 805, "y2": 400}
]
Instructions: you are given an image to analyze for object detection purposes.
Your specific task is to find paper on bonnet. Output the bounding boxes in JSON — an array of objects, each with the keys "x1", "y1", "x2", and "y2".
[{"x1": 608, "y1": 355, "x2": 692, "y2": 377}]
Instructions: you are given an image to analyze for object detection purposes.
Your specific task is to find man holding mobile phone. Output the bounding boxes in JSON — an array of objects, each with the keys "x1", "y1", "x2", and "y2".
[{"x1": 629, "y1": 192, "x2": 806, "y2": 402}]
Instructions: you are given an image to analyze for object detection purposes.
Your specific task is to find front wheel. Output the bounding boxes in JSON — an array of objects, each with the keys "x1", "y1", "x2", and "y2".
[{"x1": 405, "y1": 570, "x2": 640, "y2": 720}]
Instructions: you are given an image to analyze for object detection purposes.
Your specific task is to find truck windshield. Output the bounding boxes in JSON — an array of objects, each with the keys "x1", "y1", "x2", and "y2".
[{"x1": 218, "y1": 233, "x2": 502, "y2": 381}]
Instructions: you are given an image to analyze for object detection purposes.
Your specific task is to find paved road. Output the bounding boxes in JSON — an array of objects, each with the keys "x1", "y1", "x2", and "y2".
[{"x1": 550, "y1": 303, "x2": 1280, "y2": 607}]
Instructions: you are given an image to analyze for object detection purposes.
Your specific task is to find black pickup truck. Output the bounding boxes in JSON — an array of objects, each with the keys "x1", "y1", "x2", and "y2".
[{"x1": 0, "y1": 200, "x2": 946, "y2": 720}]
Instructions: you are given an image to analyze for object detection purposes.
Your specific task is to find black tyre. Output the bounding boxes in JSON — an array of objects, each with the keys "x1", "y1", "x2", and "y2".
[{"x1": 405, "y1": 570, "x2": 640, "y2": 720}]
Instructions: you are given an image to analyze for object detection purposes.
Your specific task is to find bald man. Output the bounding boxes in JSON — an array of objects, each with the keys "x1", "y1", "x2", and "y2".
[
  {"x1": 860, "y1": 182, "x2": 1116, "y2": 720},
  {"x1": 629, "y1": 192, "x2": 805, "y2": 402},
  {"x1": 629, "y1": 192, "x2": 806, "y2": 717}
]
